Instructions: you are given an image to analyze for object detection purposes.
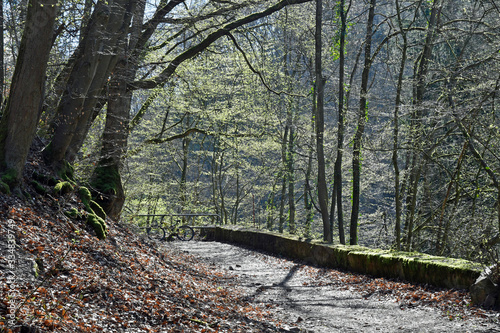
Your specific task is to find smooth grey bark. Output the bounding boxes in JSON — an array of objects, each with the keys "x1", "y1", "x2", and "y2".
[
  {"x1": 0, "y1": 0, "x2": 57, "y2": 184},
  {"x1": 45, "y1": 0, "x2": 137, "y2": 166},
  {"x1": 90, "y1": 0, "x2": 141, "y2": 219},
  {"x1": 43, "y1": 0, "x2": 110, "y2": 165}
]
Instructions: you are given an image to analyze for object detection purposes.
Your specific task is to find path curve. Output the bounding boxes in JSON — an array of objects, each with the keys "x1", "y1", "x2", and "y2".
[{"x1": 171, "y1": 240, "x2": 499, "y2": 333}]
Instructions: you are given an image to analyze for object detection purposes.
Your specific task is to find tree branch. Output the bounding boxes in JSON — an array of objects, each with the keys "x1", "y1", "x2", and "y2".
[
  {"x1": 226, "y1": 32, "x2": 306, "y2": 98},
  {"x1": 129, "y1": 0, "x2": 313, "y2": 91}
]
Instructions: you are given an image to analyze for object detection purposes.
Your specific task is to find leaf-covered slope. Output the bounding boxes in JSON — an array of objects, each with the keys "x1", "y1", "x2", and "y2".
[{"x1": 0, "y1": 192, "x2": 287, "y2": 332}]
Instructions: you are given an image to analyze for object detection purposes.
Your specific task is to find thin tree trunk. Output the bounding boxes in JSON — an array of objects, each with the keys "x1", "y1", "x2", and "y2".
[
  {"x1": 287, "y1": 104, "x2": 296, "y2": 234},
  {"x1": 331, "y1": 0, "x2": 349, "y2": 245},
  {"x1": 350, "y1": 0, "x2": 376, "y2": 245},
  {"x1": 404, "y1": 0, "x2": 441, "y2": 250},
  {"x1": 279, "y1": 126, "x2": 288, "y2": 233},
  {"x1": 315, "y1": 0, "x2": 331, "y2": 242},
  {"x1": 305, "y1": 83, "x2": 316, "y2": 238},
  {"x1": 392, "y1": 0, "x2": 409, "y2": 251}
]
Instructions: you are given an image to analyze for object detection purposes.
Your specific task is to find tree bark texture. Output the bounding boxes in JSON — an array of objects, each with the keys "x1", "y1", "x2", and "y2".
[
  {"x1": 45, "y1": 0, "x2": 137, "y2": 166},
  {"x1": 0, "y1": 0, "x2": 57, "y2": 183}
]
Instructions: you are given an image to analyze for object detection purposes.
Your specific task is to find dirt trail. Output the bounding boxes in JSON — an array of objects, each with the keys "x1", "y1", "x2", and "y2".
[{"x1": 172, "y1": 240, "x2": 500, "y2": 333}]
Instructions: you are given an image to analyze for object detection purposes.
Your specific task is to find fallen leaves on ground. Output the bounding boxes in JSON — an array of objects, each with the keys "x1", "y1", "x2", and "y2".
[
  {"x1": 297, "y1": 262, "x2": 498, "y2": 321},
  {"x1": 0, "y1": 195, "x2": 288, "y2": 332}
]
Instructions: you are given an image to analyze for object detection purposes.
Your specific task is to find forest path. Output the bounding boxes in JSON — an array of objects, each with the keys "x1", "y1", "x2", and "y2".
[{"x1": 172, "y1": 240, "x2": 499, "y2": 333}]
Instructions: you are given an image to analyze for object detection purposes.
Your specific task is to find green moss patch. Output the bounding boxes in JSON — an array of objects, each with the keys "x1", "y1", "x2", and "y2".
[
  {"x1": 64, "y1": 208, "x2": 82, "y2": 220},
  {"x1": 78, "y1": 186, "x2": 92, "y2": 206},
  {"x1": 1, "y1": 169, "x2": 18, "y2": 189},
  {"x1": 53, "y1": 181, "x2": 74, "y2": 195},
  {"x1": 90, "y1": 200, "x2": 106, "y2": 220},
  {"x1": 58, "y1": 160, "x2": 76, "y2": 184},
  {"x1": 32, "y1": 171, "x2": 58, "y2": 186},
  {"x1": 0, "y1": 180, "x2": 10, "y2": 195},
  {"x1": 91, "y1": 162, "x2": 120, "y2": 197},
  {"x1": 87, "y1": 213, "x2": 107, "y2": 240},
  {"x1": 31, "y1": 180, "x2": 47, "y2": 195},
  {"x1": 77, "y1": 186, "x2": 107, "y2": 240}
]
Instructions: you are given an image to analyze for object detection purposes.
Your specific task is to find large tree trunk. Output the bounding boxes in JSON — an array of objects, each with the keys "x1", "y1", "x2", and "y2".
[
  {"x1": 90, "y1": 0, "x2": 142, "y2": 219},
  {"x1": 349, "y1": 0, "x2": 376, "y2": 245},
  {"x1": 43, "y1": 1, "x2": 110, "y2": 166},
  {"x1": 0, "y1": 0, "x2": 57, "y2": 187},
  {"x1": 44, "y1": 0, "x2": 135, "y2": 167},
  {"x1": 90, "y1": 62, "x2": 132, "y2": 219}
]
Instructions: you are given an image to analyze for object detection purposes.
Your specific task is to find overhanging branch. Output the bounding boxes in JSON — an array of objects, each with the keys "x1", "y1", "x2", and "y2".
[{"x1": 129, "y1": 0, "x2": 313, "y2": 91}]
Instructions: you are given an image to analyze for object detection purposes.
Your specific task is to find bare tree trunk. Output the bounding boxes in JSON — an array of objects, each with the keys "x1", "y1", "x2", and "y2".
[
  {"x1": 350, "y1": 0, "x2": 376, "y2": 245},
  {"x1": 90, "y1": 0, "x2": 140, "y2": 219},
  {"x1": 315, "y1": 0, "x2": 331, "y2": 242},
  {"x1": 43, "y1": 1, "x2": 111, "y2": 166},
  {"x1": 392, "y1": 0, "x2": 410, "y2": 251},
  {"x1": 404, "y1": 0, "x2": 441, "y2": 250},
  {"x1": 331, "y1": 0, "x2": 348, "y2": 245},
  {"x1": 45, "y1": 0, "x2": 137, "y2": 166},
  {"x1": 0, "y1": 0, "x2": 57, "y2": 187},
  {"x1": 304, "y1": 84, "x2": 316, "y2": 238},
  {"x1": 279, "y1": 126, "x2": 288, "y2": 233},
  {"x1": 287, "y1": 104, "x2": 296, "y2": 234}
]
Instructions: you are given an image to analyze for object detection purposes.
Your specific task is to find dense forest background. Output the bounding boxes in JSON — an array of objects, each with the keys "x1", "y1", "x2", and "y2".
[{"x1": 0, "y1": 0, "x2": 499, "y2": 262}]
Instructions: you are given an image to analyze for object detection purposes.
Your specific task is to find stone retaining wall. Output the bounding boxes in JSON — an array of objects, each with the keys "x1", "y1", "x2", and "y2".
[{"x1": 200, "y1": 225, "x2": 482, "y2": 290}]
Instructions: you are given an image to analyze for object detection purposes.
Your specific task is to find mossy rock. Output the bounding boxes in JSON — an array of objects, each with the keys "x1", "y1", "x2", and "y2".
[
  {"x1": 53, "y1": 181, "x2": 74, "y2": 195},
  {"x1": 1, "y1": 168, "x2": 17, "y2": 188},
  {"x1": 64, "y1": 208, "x2": 82, "y2": 220},
  {"x1": 58, "y1": 161, "x2": 76, "y2": 184},
  {"x1": 87, "y1": 213, "x2": 107, "y2": 240},
  {"x1": 91, "y1": 163, "x2": 120, "y2": 196},
  {"x1": 31, "y1": 180, "x2": 47, "y2": 195},
  {"x1": 33, "y1": 171, "x2": 58, "y2": 186},
  {"x1": 0, "y1": 180, "x2": 10, "y2": 195},
  {"x1": 90, "y1": 200, "x2": 106, "y2": 220},
  {"x1": 78, "y1": 186, "x2": 92, "y2": 207}
]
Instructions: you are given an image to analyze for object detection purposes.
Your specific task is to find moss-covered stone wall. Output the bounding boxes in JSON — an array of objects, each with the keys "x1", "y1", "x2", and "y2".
[{"x1": 201, "y1": 226, "x2": 481, "y2": 290}]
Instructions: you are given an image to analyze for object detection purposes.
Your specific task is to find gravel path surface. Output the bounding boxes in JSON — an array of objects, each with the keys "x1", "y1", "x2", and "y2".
[{"x1": 172, "y1": 240, "x2": 500, "y2": 333}]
